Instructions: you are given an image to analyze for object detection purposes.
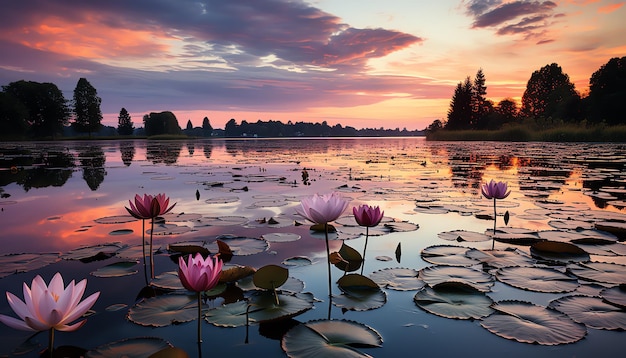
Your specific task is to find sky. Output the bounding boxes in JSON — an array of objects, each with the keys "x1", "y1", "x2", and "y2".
[{"x1": 0, "y1": 0, "x2": 624, "y2": 131}]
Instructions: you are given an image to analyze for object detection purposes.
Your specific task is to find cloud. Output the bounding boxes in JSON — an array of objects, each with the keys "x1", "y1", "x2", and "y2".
[
  {"x1": 598, "y1": 2, "x2": 624, "y2": 13},
  {"x1": 464, "y1": 1, "x2": 558, "y2": 40}
]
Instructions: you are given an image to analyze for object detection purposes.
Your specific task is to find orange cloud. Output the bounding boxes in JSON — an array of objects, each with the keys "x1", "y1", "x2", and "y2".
[
  {"x1": 7, "y1": 15, "x2": 172, "y2": 59},
  {"x1": 598, "y1": 3, "x2": 624, "y2": 13}
]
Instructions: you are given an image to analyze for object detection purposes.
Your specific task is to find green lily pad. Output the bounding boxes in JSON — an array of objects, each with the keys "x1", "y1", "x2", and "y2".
[
  {"x1": 248, "y1": 291, "x2": 315, "y2": 323},
  {"x1": 495, "y1": 266, "x2": 579, "y2": 293},
  {"x1": 333, "y1": 274, "x2": 386, "y2": 311},
  {"x1": 151, "y1": 271, "x2": 184, "y2": 290},
  {"x1": 281, "y1": 319, "x2": 383, "y2": 357},
  {"x1": 334, "y1": 243, "x2": 363, "y2": 273},
  {"x1": 419, "y1": 265, "x2": 494, "y2": 292},
  {"x1": 253, "y1": 264, "x2": 289, "y2": 290},
  {"x1": 91, "y1": 261, "x2": 139, "y2": 278},
  {"x1": 0, "y1": 252, "x2": 60, "y2": 278},
  {"x1": 414, "y1": 281, "x2": 494, "y2": 319},
  {"x1": 211, "y1": 235, "x2": 268, "y2": 256},
  {"x1": 480, "y1": 300, "x2": 587, "y2": 345},
  {"x1": 85, "y1": 337, "x2": 172, "y2": 357},
  {"x1": 282, "y1": 256, "x2": 312, "y2": 267},
  {"x1": 369, "y1": 268, "x2": 424, "y2": 291},
  {"x1": 127, "y1": 294, "x2": 198, "y2": 327},
  {"x1": 549, "y1": 295, "x2": 626, "y2": 330},
  {"x1": 205, "y1": 300, "x2": 250, "y2": 327}
]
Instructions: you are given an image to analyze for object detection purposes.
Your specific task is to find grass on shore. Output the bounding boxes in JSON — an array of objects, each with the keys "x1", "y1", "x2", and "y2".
[{"x1": 427, "y1": 124, "x2": 626, "y2": 142}]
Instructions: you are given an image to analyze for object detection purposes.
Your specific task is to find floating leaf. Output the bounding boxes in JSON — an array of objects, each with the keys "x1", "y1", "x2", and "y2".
[
  {"x1": 0, "y1": 252, "x2": 60, "y2": 278},
  {"x1": 91, "y1": 261, "x2": 138, "y2": 278},
  {"x1": 600, "y1": 285, "x2": 626, "y2": 309},
  {"x1": 213, "y1": 236, "x2": 268, "y2": 256},
  {"x1": 85, "y1": 337, "x2": 172, "y2": 357},
  {"x1": 262, "y1": 233, "x2": 301, "y2": 242},
  {"x1": 253, "y1": 265, "x2": 289, "y2": 290},
  {"x1": 62, "y1": 243, "x2": 125, "y2": 262},
  {"x1": 383, "y1": 221, "x2": 419, "y2": 232},
  {"x1": 334, "y1": 243, "x2": 362, "y2": 273},
  {"x1": 282, "y1": 256, "x2": 312, "y2": 267},
  {"x1": 369, "y1": 268, "x2": 424, "y2": 291},
  {"x1": 109, "y1": 229, "x2": 133, "y2": 236},
  {"x1": 464, "y1": 248, "x2": 535, "y2": 269},
  {"x1": 168, "y1": 244, "x2": 210, "y2": 256},
  {"x1": 127, "y1": 294, "x2": 197, "y2": 327},
  {"x1": 395, "y1": 242, "x2": 401, "y2": 263},
  {"x1": 220, "y1": 265, "x2": 256, "y2": 283},
  {"x1": 419, "y1": 265, "x2": 494, "y2": 292},
  {"x1": 205, "y1": 300, "x2": 250, "y2": 327},
  {"x1": 495, "y1": 266, "x2": 579, "y2": 293},
  {"x1": 281, "y1": 319, "x2": 383, "y2": 357},
  {"x1": 421, "y1": 245, "x2": 477, "y2": 266},
  {"x1": 414, "y1": 281, "x2": 494, "y2": 319},
  {"x1": 248, "y1": 291, "x2": 315, "y2": 323},
  {"x1": 438, "y1": 230, "x2": 491, "y2": 242},
  {"x1": 334, "y1": 274, "x2": 386, "y2": 311},
  {"x1": 202, "y1": 216, "x2": 249, "y2": 226},
  {"x1": 549, "y1": 295, "x2": 626, "y2": 330},
  {"x1": 567, "y1": 262, "x2": 626, "y2": 285},
  {"x1": 530, "y1": 241, "x2": 590, "y2": 263},
  {"x1": 94, "y1": 215, "x2": 137, "y2": 224},
  {"x1": 151, "y1": 271, "x2": 184, "y2": 290},
  {"x1": 504, "y1": 210, "x2": 510, "y2": 225},
  {"x1": 480, "y1": 300, "x2": 587, "y2": 345}
]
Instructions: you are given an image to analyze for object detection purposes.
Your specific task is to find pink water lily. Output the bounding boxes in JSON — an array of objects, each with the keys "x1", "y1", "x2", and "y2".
[
  {"x1": 126, "y1": 193, "x2": 176, "y2": 219},
  {"x1": 178, "y1": 253, "x2": 223, "y2": 293},
  {"x1": 178, "y1": 253, "x2": 222, "y2": 344},
  {"x1": 0, "y1": 273, "x2": 99, "y2": 353},
  {"x1": 481, "y1": 179, "x2": 511, "y2": 200},
  {"x1": 353, "y1": 204, "x2": 384, "y2": 227},
  {"x1": 297, "y1": 192, "x2": 349, "y2": 224}
]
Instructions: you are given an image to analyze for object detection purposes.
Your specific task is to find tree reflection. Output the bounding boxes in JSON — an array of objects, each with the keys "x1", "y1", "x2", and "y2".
[
  {"x1": 1, "y1": 149, "x2": 76, "y2": 191},
  {"x1": 120, "y1": 142, "x2": 135, "y2": 166},
  {"x1": 146, "y1": 142, "x2": 182, "y2": 165},
  {"x1": 78, "y1": 146, "x2": 107, "y2": 191}
]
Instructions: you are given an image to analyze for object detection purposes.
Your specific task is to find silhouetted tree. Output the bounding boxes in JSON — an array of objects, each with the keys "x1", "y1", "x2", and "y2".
[
  {"x1": 472, "y1": 68, "x2": 490, "y2": 128},
  {"x1": 3, "y1": 80, "x2": 69, "y2": 138},
  {"x1": 143, "y1": 111, "x2": 181, "y2": 136},
  {"x1": 224, "y1": 118, "x2": 239, "y2": 137},
  {"x1": 587, "y1": 56, "x2": 626, "y2": 126},
  {"x1": 186, "y1": 119, "x2": 193, "y2": 130},
  {"x1": 446, "y1": 77, "x2": 473, "y2": 130},
  {"x1": 202, "y1": 117, "x2": 213, "y2": 136},
  {"x1": 0, "y1": 91, "x2": 28, "y2": 137},
  {"x1": 117, "y1": 107, "x2": 134, "y2": 135},
  {"x1": 521, "y1": 63, "x2": 581, "y2": 121},
  {"x1": 72, "y1": 78, "x2": 102, "y2": 137}
]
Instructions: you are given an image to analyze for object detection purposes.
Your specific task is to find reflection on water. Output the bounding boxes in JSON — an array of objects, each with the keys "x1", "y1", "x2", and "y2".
[{"x1": 0, "y1": 138, "x2": 625, "y2": 357}]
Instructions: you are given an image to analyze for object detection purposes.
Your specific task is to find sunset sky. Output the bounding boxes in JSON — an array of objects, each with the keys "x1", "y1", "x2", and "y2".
[{"x1": 1, "y1": 0, "x2": 624, "y2": 130}]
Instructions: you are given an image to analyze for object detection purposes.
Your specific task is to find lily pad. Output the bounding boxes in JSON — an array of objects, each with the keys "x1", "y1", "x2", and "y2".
[
  {"x1": 85, "y1": 337, "x2": 172, "y2": 357},
  {"x1": 567, "y1": 262, "x2": 626, "y2": 285},
  {"x1": 151, "y1": 271, "x2": 184, "y2": 290},
  {"x1": 414, "y1": 281, "x2": 494, "y2": 319},
  {"x1": 109, "y1": 229, "x2": 134, "y2": 236},
  {"x1": 91, "y1": 261, "x2": 139, "y2": 278},
  {"x1": 201, "y1": 216, "x2": 249, "y2": 226},
  {"x1": 383, "y1": 220, "x2": 419, "y2": 232},
  {"x1": 530, "y1": 241, "x2": 590, "y2": 263},
  {"x1": 600, "y1": 285, "x2": 626, "y2": 309},
  {"x1": 211, "y1": 236, "x2": 268, "y2": 256},
  {"x1": 205, "y1": 300, "x2": 250, "y2": 327},
  {"x1": 219, "y1": 265, "x2": 256, "y2": 283},
  {"x1": 369, "y1": 268, "x2": 424, "y2": 291},
  {"x1": 480, "y1": 300, "x2": 587, "y2": 345},
  {"x1": 282, "y1": 256, "x2": 312, "y2": 267},
  {"x1": 253, "y1": 264, "x2": 289, "y2": 290},
  {"x1": 248, "y1": 291, "x2": 315, "y2": 323},
  {"x1": 281, "y1": 319, "x2": 383, "y2": 358},
  {"x1": 549, "y1": 295, "x2": 626, "y2": 330},
  {"x1": 495, "y1": 266, "x2": 579, "y2": 293},
  {"x1": 94, "y1": 215, "x2": 138, "y2": 224},
  {"x1": 333, "y1": 243, "x2": 363, "y2": 273},
  {"x1": 438, "y1": 230, "x2": 491, "y2": 242},
  {"x1": 421, "y1": 245, "x2": 477, "y2": 266},
  {"x1": 0, "y1": 252, "x2": 60, "y2": 278},
  {"x1": 333, "y1": 274, "x2": 387, "y2": 311},
  {"x1": 464, "y1": 248, "x2": 535, "y2": 269},
  {"x1": 62, "y1": 243, "x2": 125, "y2": 262},
  {"x1": 419, "y1": 265, "x2": 494, "y2": 292},
  {"x1": 127, "y1": 294, "x2": 198, "y2": 327},
  {"x1": 262, "y1": 233, "x2": 301, "y2": 242}
]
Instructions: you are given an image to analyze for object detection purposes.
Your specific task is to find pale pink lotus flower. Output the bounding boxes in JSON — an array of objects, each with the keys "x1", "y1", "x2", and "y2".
[
  {"x1": 481, "y1": 179, "x2": 511, "y2": 200},
  {"x1": 178, "y1": 253, "x2": 223, "y2": 293},
  {"x1": 0, "y1": 272, "x2": 99, "y2": 332},
  {"x1": 353, "y1": 204, "x2": 384, "y2": 227},
  {"x1": 297, "y1": 192, "x2": 349, "y2": 224}
]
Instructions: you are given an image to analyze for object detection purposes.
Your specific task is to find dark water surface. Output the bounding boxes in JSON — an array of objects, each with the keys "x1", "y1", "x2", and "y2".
[{"x1": 1, "y1": 137, "x2": 625, "y2": 357}]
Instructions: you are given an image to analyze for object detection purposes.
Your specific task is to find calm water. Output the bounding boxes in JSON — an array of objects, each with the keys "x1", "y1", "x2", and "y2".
[{"x1": 1, "y1": 137, "x2": 625, "y2": 357}]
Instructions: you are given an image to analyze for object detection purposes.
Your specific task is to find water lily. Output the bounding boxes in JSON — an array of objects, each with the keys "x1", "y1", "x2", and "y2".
[
  {"x1": 0, "y1": 272, "x2": 99, "y2": 355},
  {"x1": 178, "y1": 253, "x2": 223, "y2": 343},
  {"x1": 353, "y1": 204, "x2": 384, "y2": 274},
  {"x1": 126, "y1": 193, "x2": 176, "y2": 279},
  {"x1": 297, "y1": 193, "x2": 349, "y2": 300},
  {"x1": 481, "y1": 179, "x2": 511, "y2": 249}
]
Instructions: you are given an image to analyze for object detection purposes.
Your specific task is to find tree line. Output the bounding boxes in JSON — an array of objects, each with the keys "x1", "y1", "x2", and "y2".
[{"x1": 427, "y1": 56, "x2": 626, "y2": 133}]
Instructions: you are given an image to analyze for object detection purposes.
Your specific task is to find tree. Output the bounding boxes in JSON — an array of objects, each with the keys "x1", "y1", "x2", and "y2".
[
  {"x1": 143, "y1": 111, "x2": 181, "y2": 136},
  {"x1": 3, "y1": 80, "x2": 69, "y2": 138},
  {"x1": 0, "y1": 91, "x2": 29, "y2": 137},
  {"x1": 446, "y1": 77, "x2": 474, "y2": 130},
  {"x1": 186, "y1": 119, "x2": 193, "y2": 130},
  {"x1": 587, "y1": 56, "x2": 626, "y2": 126},
  {"x1": 521, "y1": 63, "x2": 581, "y2": 121},
  {"x1": 72, "y1": 78, "x2": 102, "y2": 137},
  {"x1": 117, "y1": 108, "x2": 134, "y2": 135},
  {"x1": 425, "y1": 119, "x2": 444, "y2": 134},
  {"x1": 224, "y1": 118, "x2": 239, "y2": 137},
  {"x1": 472, "y1": 69, "x2": 494, "y2": 129},
  {"x1": 495, "y1": 98, "x2": 518, "y2": 122},
  {"x1": 202, "y1": 117, "x2": 213, "y2": 136}
]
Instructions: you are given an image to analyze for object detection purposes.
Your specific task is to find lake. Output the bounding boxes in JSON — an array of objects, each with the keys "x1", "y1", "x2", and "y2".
[{"x1": 1, "y1": 137, "x2": 625, "y2": 357}]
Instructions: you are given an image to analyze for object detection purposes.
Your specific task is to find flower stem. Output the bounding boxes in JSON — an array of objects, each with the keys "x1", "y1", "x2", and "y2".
[
  {"x1": 361, "y1": 227, "x2": 369, "y2": 275},
  {"x1": 150, "y1": 218, "x2": 155, "y2": 279},
  {"x1": 142, "y1": 219, "x2": 148, "y2": 284},
  {"x1": 324, "y1": 223, "x2": 332, "y2": 298},
  {"x1": 492, "y1": 198, "x2": 497, "y2": 250},
  {"x1": 197, "y1": 292, "x2": 203, "y2": 343},
  {"x1": 48, "y1": 328, "x2": 54, "y2": 355}
]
